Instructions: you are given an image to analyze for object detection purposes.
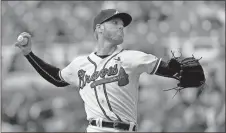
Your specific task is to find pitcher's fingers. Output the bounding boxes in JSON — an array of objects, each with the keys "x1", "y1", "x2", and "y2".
[
  {"x1": 14, "y1": 41, "x2": 22, "y2": 48},
  {"x1": 21, "y1": 32, "x2": 31, "y2": 38}
]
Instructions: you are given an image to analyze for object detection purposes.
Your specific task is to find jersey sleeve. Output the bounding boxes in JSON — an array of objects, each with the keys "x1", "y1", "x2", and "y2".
[
  {"x1": 132, "y1": 51, "x2": 162, "y2": 75},
  {"x1": 59, "y1": 57, "x2": 81, "y2": 86}
]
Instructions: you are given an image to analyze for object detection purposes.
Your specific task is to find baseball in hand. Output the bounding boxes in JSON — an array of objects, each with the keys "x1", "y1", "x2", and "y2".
[{"x1": 17, "y1": 35, "x2": 28, "y2": 46}]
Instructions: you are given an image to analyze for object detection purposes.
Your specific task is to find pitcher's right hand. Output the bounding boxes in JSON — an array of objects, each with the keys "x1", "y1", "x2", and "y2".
[{"x1": 15, "y1": 32, "x2": 32, "y2": 55}]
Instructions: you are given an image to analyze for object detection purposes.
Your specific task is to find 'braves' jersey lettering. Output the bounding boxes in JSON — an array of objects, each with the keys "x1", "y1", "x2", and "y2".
[
  {"x1": 78, "y1": 64, "x2": 129, "y2": 89},
  {"x1": 90, "y1": 66, "x2": 129, "y2": 88}
]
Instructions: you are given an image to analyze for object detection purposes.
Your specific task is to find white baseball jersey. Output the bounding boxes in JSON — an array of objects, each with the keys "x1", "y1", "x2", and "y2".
[{"x1": 60, "y1": 45, "x2": 161, "y2": 125}]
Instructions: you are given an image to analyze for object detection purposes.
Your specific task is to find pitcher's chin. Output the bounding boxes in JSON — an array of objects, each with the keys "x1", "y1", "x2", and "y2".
[{"x1": 115, "y1": 38, "x2": 124, "y2": 45}]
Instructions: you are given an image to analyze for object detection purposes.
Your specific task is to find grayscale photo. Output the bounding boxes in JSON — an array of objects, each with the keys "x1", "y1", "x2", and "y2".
[{"x1": 1, "y1": 1, "x2": 225, "y2": 132}]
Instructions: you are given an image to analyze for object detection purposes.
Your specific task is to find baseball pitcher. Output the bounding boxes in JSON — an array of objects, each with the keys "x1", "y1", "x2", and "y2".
[{"x1": 15, "y1": 9, "x2": 206, "y2": 132}]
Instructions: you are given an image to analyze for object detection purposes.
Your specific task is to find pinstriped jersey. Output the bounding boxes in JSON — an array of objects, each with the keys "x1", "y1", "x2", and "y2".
[{"x1": 60, "y1": 46, "x2": 161, "y2": 124}]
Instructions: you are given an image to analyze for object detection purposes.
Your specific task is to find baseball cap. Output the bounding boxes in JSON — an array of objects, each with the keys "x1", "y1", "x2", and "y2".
[{"x1": 93, "y1": 9, "x2": 132, "y2": 31}]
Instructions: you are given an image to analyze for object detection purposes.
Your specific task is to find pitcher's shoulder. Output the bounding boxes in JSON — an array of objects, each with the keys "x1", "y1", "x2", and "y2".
[
  {"x1": 120, "y1": 49, "x2": 152, "y2": 59},
  {"x1": 69, "y1": 54, "x2": 89, "y2": 65}
]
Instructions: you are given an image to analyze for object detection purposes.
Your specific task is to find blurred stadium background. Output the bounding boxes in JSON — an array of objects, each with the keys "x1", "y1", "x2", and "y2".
[{"x1": 1, "y1": 1, "x2": 225, "y2": 132}]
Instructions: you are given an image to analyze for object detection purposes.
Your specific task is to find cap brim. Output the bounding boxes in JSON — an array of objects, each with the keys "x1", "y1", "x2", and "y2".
[{"x1": 104, "y1": 13, "x2": 132, "y2": 27}]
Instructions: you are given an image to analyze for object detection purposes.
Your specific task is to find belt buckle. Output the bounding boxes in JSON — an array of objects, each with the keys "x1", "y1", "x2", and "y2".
[{"x1": 113, "y1": 121, "x2": 119, "y2": 128}]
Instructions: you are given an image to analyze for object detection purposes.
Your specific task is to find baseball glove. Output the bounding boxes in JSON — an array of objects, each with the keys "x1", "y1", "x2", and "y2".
[{"x1": 164, "y1": 51, "x2": 206, "y2": 98}]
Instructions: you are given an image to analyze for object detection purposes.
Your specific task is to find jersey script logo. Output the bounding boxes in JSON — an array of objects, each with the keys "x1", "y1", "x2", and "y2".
[{"x1": 78, "y1": 58, "x2": 129, "y2": 89}]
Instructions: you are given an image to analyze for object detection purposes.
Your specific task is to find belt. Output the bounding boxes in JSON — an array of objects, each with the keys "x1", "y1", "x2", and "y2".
[{"x1": 89, "y1": 120, "x2": 136, "y2": 131}]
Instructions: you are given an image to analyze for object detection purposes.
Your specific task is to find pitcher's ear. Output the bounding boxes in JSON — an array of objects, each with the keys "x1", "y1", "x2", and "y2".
[
  {"x1": 96, "y1": 24, "x2": 104, "y2": 33},
  {"x1": 96, "y1": 24, "x2": 100, "y2": 32}
]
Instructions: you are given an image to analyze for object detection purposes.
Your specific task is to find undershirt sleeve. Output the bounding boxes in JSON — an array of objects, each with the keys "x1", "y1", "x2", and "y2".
[
  {"x1": 155, "y1": 60, "x2": 179, "y2": 80},
  {"x1": 25, "y1": 52, "x2": 70, "y2": 87}
]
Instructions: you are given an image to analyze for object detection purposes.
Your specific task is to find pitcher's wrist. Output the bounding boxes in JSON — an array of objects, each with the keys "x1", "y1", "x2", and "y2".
[{"x1": 23, "y1": 50, "x2": 32, "y2": 56}]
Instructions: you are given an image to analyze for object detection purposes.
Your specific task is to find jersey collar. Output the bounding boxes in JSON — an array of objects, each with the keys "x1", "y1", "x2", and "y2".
[{"x1": 88, "y1": 45, "x2": 123, "y2": 63}]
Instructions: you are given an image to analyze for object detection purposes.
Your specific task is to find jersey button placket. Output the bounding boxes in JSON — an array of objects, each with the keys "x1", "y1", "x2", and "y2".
[{"x1": 98, "y1": 94, "x2": 106, "y2": 105}]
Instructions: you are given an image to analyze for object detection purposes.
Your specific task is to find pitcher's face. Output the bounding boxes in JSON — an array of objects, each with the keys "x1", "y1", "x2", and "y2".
[{"x1": 102, "y1": 18, "x2": 124, "y2": 45}]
